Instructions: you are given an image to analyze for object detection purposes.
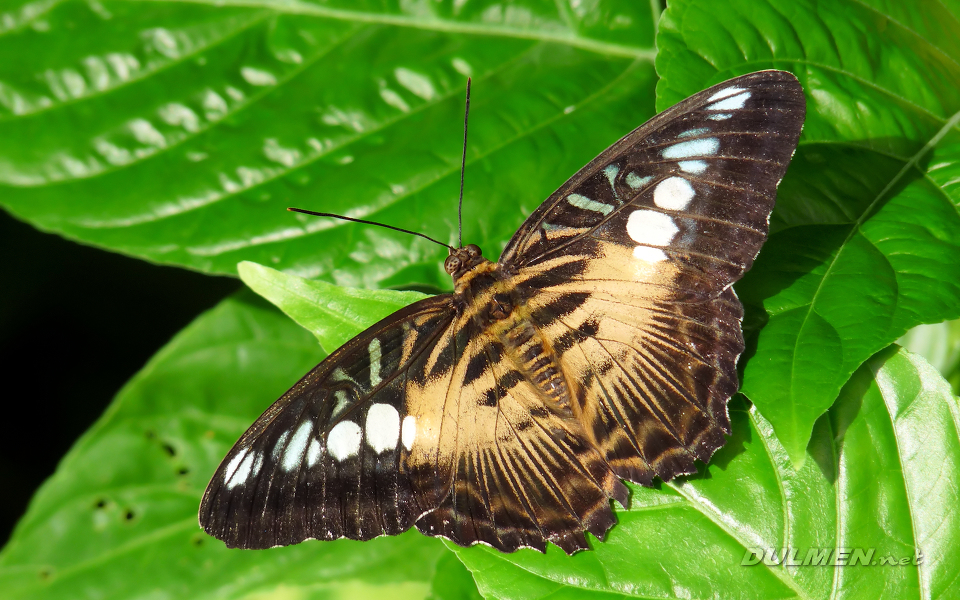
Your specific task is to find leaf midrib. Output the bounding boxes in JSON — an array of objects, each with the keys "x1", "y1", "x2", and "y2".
[
  {"x1": 133, "y1": 0, "x2": 655, "y2": 60},
  {"x1": 184, "y1": 56, "x2": 649, "y2": 262},
  {"x1": 784, "y1": 109, "x2": 960, "y2": 441}
]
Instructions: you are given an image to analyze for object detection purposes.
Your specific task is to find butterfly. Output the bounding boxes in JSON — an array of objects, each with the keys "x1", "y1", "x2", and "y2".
[{"x1": 200, "y1": 70, "x2": 805, "y2": 554}]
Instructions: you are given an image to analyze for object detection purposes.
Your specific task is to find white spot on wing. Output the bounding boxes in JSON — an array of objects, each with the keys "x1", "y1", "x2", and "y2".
[
  {"x1": 366, "y1": 403, "x2": 400, "y2": 453},
  {"x1": 368, "y1": 338, "x2": 382, "y2": 387},
  {"x1": 662, "y1": 138, "x2": 719, "y2": 159},
  {"x1": 402, "y1": 415, "x2": 417, "y2": 451},
  {"x1": 331, "y1": 368, "x2": 356, "y2": 384},
  {"x1": 327, "y1": 421, "x2": 361, "y2": 461},
  {"x1": 271, "y1": 431, "x2": 290, "y2": 461},
  {"x1": 627, "y1": 209, "x2": 679, "y2": 247},
  {"x1": 707, "y1": 91, "x2": 751, "y2": 111},
  {"x1": 633, "y1": 246, "x2": 668, "y2": 262},
  {"x1": 223, "y1": 449, "x2": 249, "y2": 485},
  {"x1": 678, "y1": 160, "x2": 708, "y2": 174},
  {"x1": 249, "y1": 452, "x2": 263, "y2": 479},
  {"x1": 603, "y1": 164, "x2": 620, "y2": 198},
  {"x1": 281, "y1": 421, "x2": 313, "y2": 472},
  {"x1": 566, "y1": 193, "x2": 613, "y2": 215},
  {"x1": 708, "y1": 113, "x2": 732, "y2": 121},
  {"x1": 226, "y1": 449, "x2": 259, "y2": 489},
  {"x1": 653, "y1": 176, "x2": 695, "y2": 210},
  {"x1": 625, "y1": 172, "x2": 652, "y2": 189},
  {"x1": 708, "y1": 86, "x2": 746, "y2": 102},
  {"x1": 306, "y1": 439, "x2": 321, "y2": 467},
  {"x1": 678, "y1": 127, "x2": 710, "y2": 138},
  {"x1": 332, "y1": 389, "x2": 351, "y2": 419}
]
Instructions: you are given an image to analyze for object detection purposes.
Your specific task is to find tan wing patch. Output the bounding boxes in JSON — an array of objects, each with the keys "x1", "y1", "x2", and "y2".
[
  {"x1": 407, "y1": 312, "x2": 627, "y2": 553},
  {"x1": 523, "y1": 253, "x2": 741, "y2": 485}
]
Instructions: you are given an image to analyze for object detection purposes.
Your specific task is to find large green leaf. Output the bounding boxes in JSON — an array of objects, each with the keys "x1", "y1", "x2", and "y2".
[
  {"x1": 237, "y1": 259, "x2": 428, "y2": 352},
  {"x1": 0, "y1": 0, "x2": 657, "y2": 289},
  {"x1": 455, "y1": 345, "x2": 960, "y2": 599},
  {"x1": 0, "y1": 291, "x2": 471, "y2": 600},
  {"x1": 657, "y1": 0, "x2": 960, "y2": 463},
  {"x1": 4, "y1": 282, "x2": 956, "y2": 598},
  {"x1": 899, "y1": 319, "x2": 960, "y2": 394},
  {"x1": 5, "y1": 0, "x2": 960, "y2": 598}
]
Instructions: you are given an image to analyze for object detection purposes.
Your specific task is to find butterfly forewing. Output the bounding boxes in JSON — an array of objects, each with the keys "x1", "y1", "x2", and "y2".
[
  {"x1": 200, "y1": 295, "x2": 457, "y2": 549},
  {"x1": 502, "y1": 69, "x2": 805, "y2": 296},
  {"x1": 201, "y1": 70, "x2": 805, "y2": 554},
  {"x1": 499, "y1": 70, "x2": 804, "y2": 487}
]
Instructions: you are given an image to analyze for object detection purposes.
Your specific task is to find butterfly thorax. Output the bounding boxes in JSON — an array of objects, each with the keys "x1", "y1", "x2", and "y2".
[{"x1": 449, "y1": 248, "x2": 574, "y2": 414}]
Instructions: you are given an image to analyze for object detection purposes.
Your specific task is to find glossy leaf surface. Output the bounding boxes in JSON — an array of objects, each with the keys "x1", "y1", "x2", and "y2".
[
  {"x1": 0, "y1": 0, "x2": 657, "y2": 290},
  {"x1": 0, "y1": 292, "x2": 463, "y2": 599},
  {"x1": 238, "y1": 260, "x2": 427, "y2": 352},
  {"x1": 456, "y1": 346, "x2": 960, "y2": 599},
  {"x1": 4, "y1": 284, "x2": 956, "y2": 598},
  {"x1": 657, "y1": 0, "x2": 960, "y2": 463},
  {"x1": 899, "y1": 319, "x2": 960, "y2": 394}
]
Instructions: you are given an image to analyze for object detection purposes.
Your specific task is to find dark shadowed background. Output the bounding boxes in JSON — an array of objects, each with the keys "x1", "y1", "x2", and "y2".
[{"x1": 0, "y1": 210, "x2": 239, "y2": 544}]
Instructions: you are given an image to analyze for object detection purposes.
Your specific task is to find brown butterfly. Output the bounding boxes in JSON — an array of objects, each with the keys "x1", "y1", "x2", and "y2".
[{"x1": 200, "y1": 70, "x2": 805, "y2": 554}]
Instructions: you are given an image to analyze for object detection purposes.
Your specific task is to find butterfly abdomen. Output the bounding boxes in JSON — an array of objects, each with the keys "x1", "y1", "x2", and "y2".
[
  {"x1": 500, "y1": 318, "x2": 571, "y2": 411},
  {"x1": 457, "y1": 261, "x2": 576, "y2": 413}
]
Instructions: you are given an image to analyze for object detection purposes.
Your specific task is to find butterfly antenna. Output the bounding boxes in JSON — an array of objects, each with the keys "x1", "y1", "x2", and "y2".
[
  {"x1": 287, "y1": 208, "x2": 456, "y2": 252},
  {"x1": 458, "y1": 77, "x2": 471, "y2": 250}
]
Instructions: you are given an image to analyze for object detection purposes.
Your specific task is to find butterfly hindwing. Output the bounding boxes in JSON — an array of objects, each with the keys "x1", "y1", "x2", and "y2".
[
  {"x1": 522, "y1": 273, "x2": 743, "y2": 485},
  {"x1": 414, "y1": 312, "x2": 628, "y2": 553}
]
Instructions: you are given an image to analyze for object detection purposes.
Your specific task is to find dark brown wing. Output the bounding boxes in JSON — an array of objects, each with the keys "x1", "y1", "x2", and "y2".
[
  {"x1": 498, "y1": 71, "x2": 804, "y2": 484},
  {"x1": 413, "y1": 310, "x2": 628, "y2": 553},
  {"x1": 501, "y1": 70, "x2": 805, "y2": 296},
  {"x1": 200, "y1": 291, "x2": 626, "y2": 554},
  {"x1": 199, "y1": 295, "x2": 458, "y2": 548}
]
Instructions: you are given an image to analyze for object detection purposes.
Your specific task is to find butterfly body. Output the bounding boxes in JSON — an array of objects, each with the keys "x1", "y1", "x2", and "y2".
[
  {"x1": 201, "y1": 70, "x2": 806, "y2": 554},
  {"x1": 449, "y1": 249, "x2": 569, "y2": 408}
]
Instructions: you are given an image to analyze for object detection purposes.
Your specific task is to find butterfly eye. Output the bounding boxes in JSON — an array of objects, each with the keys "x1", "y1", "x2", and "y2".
[
  {"x1": 465, "y1": 244, "x2": 481, "y2": 258},
  {"x1": 444, "y1": 254, "x2": 462, "y2": 274}
]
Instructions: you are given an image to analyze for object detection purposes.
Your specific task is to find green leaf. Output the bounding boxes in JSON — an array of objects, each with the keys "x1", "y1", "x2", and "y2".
[
  {"x1": 656, "y1": 0, "x2": 960, "y2": 463},
  {"x1": 0, "y1": 292, "x2": 452, "y2": 599},
  {"x1": 0, "y1": 0, "x2": 657, "y2": 289},
  {"x1": 454, "y1": 345, "x2": 960, "y2": 599},
  {"x1": 5, "y1": 282, "x2": 959, "y2": 598},
  {"x1": 238, "y1": 260, "x2": 427, "y2": 352},
  {"x1": 429, "y1": 551, "x2": 484, "y2": 600},
  {"x1": 898, "y1": 319, "x2": 960, "y2": 394},
  {"x1": 7, "y1": 1, "x2": 960, "y2": 598}
]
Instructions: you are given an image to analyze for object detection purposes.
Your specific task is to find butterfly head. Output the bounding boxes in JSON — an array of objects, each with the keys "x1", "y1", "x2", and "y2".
[{"x1": 444, "y1": 244, "x2": 487, "y2": 280}]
